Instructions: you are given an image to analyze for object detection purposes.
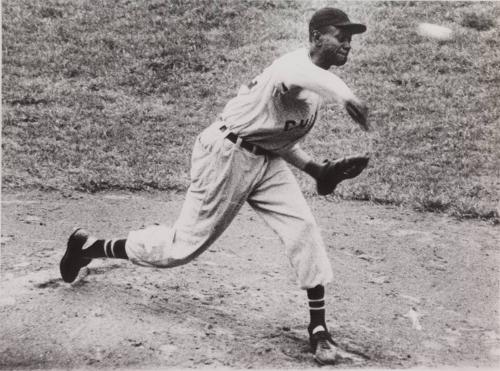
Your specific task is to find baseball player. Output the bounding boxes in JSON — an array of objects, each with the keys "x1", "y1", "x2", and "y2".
[{"x1": 60, "y1": 7, "x2": 370, "y2": 365}]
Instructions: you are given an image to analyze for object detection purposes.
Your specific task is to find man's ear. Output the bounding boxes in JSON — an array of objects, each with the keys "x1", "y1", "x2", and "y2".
[{"x1": 312, "y1": 30, "x2": 322, "y2": 46}]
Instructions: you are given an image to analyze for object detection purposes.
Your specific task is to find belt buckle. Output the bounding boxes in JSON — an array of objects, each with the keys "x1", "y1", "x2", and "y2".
[{"x1": 219, "y1": 125, "x2": 231, "y2": 139}]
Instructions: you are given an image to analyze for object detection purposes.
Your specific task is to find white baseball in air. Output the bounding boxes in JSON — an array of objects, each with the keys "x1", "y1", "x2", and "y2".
[{"x1": 417, "y1": 23, "x2": 453, "y2": 41}]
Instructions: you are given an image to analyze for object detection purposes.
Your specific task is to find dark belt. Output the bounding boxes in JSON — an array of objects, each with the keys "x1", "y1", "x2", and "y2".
[{"x1": 220, "y1": 126, "x2": 268, "y2": 156}]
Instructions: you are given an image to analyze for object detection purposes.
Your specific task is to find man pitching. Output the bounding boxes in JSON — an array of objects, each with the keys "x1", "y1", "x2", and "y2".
[{"x1": 60, "y1": 7, "x2": 370, "y2": 365}]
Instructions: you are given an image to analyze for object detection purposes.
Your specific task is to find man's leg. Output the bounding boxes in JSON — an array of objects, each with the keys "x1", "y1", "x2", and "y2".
[
  {"x1": 60, "y1": 126, "x2": 267, "y2": 282},
  {"x1": 247, "y1": 157, "x2": 339, "y2": 364}
]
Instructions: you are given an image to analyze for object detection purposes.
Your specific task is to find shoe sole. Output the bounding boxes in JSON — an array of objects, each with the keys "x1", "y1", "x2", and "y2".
[
  {"x1": 60, "y1": 228, "x2": 92, "y2": 283},
  {"x1": 310, "y1": 328, "x2": 340, "y2": 366},
  {"x1": 314, "y1": 354, "x2": 338, "y2": 365},
  {"x1": 315, "y1": 348, "x2": 365, "y2": 366}
]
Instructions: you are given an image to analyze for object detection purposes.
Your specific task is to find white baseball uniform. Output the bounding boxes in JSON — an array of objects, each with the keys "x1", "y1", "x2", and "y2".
[{"x1": 125, "y1": 48, "x2": 357, "y2": 289}]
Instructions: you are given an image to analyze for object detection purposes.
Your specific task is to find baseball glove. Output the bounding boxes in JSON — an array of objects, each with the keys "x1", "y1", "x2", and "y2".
[{"x1": 316, "y1": 155, "x2": 370, "y2": 196}]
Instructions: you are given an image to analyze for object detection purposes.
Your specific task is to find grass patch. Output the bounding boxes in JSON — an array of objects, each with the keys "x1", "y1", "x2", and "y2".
[
  {"x1": 461, "y1": 9, "x2": 496, "y2": 31},
  {"x1": 3, "y1": 0, "x2": 499, "y2": 222}
]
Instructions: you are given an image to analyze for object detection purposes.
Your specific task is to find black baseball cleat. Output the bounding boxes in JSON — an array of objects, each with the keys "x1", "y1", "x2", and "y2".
[
  {"x1": 309, "y1": 325, "x2": 339, "y2": 365},
  {"x1": 60, "y1": 228, "x2": 95, "y2": 283}
]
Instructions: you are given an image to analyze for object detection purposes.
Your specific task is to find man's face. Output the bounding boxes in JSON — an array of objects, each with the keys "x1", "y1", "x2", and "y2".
[{"x1": 316, "y1": 26, "x2": 353, "y2": 67}]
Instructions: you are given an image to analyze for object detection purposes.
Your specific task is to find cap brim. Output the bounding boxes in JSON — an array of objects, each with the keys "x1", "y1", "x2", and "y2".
[{"x1": 336, "y1": 23, "x2": 367, "y2": 34}]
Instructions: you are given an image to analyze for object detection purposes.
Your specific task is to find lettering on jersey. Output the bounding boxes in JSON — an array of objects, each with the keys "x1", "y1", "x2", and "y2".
[
  {"x1": 272, "y1": 82, "x2": 289, "y2": 97},
  {"x1": 247, "y1": 79, "x2": 258, "y2": 89},
  {"x1": 284, "y1": 111, "x2": 318, "y2": 132}
]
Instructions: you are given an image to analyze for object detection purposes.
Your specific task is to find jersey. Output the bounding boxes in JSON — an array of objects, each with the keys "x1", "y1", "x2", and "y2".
[{"x1": 217, "y1": 48, "x2": 357, "y2": 152}]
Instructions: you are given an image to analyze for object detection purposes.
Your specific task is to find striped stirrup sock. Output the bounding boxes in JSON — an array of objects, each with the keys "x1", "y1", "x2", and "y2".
[
  {"x1": 103, "y1": 239, "x2": 128, "y2": 259},
  {"x1": 307, "y1": 285, "x2": 326, "y2": 330},
  {"x1": 81, "y1": 239, "x2": 128, "y2": 259}
]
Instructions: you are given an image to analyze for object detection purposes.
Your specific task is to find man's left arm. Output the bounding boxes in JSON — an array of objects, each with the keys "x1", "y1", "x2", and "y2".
[
  {"x1": 277, "y1": 144, "x2": 321, "y2": 177},
  {"x1": 278, "y1": 144, "x2": 370, "y2": 195}
]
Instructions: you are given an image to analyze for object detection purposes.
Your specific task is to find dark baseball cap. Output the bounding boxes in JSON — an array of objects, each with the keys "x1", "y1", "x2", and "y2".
[{"x1": 309, "y1": 7, "x2": 367, "y2": 35}]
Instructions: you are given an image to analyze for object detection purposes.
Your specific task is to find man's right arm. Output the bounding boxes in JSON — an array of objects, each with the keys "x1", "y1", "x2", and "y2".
[
  {"x1": 282, "y1": 63, "x2": 356, "y2": 104},
  {"x1": 276, "y1": 55, "x2": 370, "y2": 131}
]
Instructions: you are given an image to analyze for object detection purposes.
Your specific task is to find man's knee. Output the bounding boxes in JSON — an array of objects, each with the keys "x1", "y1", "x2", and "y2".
[
  {"x1": 296, "y1": 215, "x2": 319, "y2": 241},
  {"x1": 126, "y1": 225, "x2": 179, "y2": 266}
]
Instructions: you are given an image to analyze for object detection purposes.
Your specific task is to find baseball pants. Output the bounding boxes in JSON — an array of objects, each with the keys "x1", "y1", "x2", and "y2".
[{"x1": 125, "y1": 123, "x2": 333, "y2": 289}]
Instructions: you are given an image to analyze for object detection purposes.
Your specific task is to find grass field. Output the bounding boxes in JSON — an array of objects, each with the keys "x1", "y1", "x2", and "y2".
[{"x1": 2, "y1": 0, "x2": 499, "y2": 221}]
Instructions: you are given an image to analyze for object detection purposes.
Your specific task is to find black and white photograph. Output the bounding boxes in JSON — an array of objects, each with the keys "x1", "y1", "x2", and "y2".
[{"x1": 1, "y1": 0, "x2": 499, "y2": 369}]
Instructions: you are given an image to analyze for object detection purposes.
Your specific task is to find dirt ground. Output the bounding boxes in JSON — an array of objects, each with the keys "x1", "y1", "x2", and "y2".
[{"x1": 1, "y1": 190, "x2": 499, "y2": 369}]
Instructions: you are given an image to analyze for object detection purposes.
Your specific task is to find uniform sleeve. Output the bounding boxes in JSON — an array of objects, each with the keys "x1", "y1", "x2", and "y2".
[{"x1": 276, "y1": 54, "x2": 357, "y2": 104}]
